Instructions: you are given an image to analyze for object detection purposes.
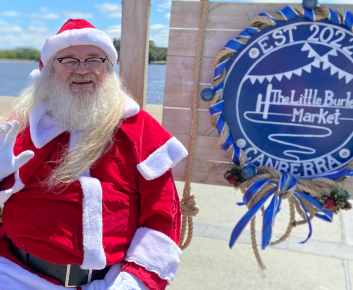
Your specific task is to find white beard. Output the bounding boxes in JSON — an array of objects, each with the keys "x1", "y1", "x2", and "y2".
[{"x1": 44, "y1": 72, "x2": 121, "y2": 131}]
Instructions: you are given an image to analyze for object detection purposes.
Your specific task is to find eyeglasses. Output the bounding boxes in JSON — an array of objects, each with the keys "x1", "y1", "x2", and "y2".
[{"x1": 54, "y1": 57, "x2": 108, "y2": 72}]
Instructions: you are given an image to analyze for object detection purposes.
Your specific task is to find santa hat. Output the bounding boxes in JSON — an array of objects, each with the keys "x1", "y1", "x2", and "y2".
[{"x1": 29, "y1": 19, "x2": 118, "y2": 83}]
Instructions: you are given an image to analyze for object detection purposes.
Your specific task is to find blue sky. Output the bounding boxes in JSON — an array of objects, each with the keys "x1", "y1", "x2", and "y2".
[{"x1": 0, "y1": 0, "x2": 351, "y2": 50}]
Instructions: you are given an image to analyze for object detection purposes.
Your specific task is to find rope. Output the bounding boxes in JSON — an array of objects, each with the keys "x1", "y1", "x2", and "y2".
[
  {"x1": 250, "y1": 217, "x2": 266, "y2": 270},
  {"x1": 204, "y1": 2, "x2": 353, "y2": 266},
  {"x1": 179, "y1": 0, "x2": 209, "y2": 250}
]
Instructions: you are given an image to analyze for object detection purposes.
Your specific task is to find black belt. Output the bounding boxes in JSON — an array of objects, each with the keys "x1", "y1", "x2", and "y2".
[{"x1": 10, "y1": 240, "x2": 111, "y2": 287}]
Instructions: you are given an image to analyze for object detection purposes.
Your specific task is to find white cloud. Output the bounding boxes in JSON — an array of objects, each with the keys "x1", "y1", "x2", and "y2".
[
  {"x1": 64, "y1": 12, "x2": 94, "y2": 19},
  {"x1": 150, "y1": 29, "x2": 169, "y2": 47},
  {"x1": 30, "y1": 12, "x2": 60, "y2": 19},
  {"x1": 1, "y1": 11, "x2": 21, "y2": 17},
  {"x1": 150, "y1": 24, "x2": 168, "y2": 30},
  {"x1": 164, "y1": 13, "x2": 170, "y2": 19},
  {"x1": 94, "y1": 3, "x2": 122, "y2": 18},
  {"x1": 108, "y1": 12, "x2": 122, "y2": 18},
  {"x1": 31, "y1": 20, "x2": 46, "y2": 25},
  {"x1": 0, "y1": 21, "x2": 54, "y2": 50},
  {"x1": 105, "y1": 25, "x2": 121, "y2": 39},
  {"x1": 28, "y1": 25, "x2": 49, "y2": 33},
  {"x1": 157, "y1": 0, "x2": 171, "y2": 10},
  {"x1": 0, "y1": 20, "x2": 22, "y2": 33}
]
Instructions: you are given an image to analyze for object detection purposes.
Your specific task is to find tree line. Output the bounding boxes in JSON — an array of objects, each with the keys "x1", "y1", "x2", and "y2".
[
  {"x1": 0, "y1": 39, "x2": 167, "y2": 63},
  {"x1": 113, "y1": 38, "x2": 167, "y2": 63},
  {"x1": 0, "y1": 48, "x2": 41, "y2": 61}
]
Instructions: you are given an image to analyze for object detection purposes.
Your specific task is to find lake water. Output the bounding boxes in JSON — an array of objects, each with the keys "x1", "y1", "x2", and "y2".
[{"x1": 0, "y1": 61, "x2": 166, "y2": 104}]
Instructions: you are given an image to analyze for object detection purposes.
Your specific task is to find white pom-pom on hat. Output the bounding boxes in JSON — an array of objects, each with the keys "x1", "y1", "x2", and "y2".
[{"x1": 29, "y1": 69, "x2": 41, "y2": 84}]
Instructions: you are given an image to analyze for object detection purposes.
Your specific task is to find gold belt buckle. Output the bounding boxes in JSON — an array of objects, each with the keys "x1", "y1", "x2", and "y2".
[{"x1": 65, "y1": 265, "x2": 93, "y2": 288}]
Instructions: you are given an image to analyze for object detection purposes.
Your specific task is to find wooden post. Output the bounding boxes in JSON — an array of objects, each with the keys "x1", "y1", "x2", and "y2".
[{"x1": 120, "y1": 0, "x2": 151, "y2": 110}]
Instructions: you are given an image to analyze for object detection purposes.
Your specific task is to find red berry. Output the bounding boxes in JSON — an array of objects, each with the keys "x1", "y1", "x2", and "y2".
[
  {"x1": 229, "y1": 177, "x2": 238, "y2": 186},
  {"x1": 324, "y1": 198, "x2": 336, "y2": 211}
]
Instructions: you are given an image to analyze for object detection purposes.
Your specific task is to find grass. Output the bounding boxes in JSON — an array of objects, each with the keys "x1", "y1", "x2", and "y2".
[{"x1": 150, "y1": 61, "x2": 166, "y2": 64}]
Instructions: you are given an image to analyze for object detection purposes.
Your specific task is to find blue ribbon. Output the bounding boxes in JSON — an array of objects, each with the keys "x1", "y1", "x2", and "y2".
[
  {"x1": 209, "y1": 100, "x2": 224, "y2": 116},
  {"x1": 232, "y1": 145, "x2": 241, "y2": 165},
  {"x1": 214, "y1": 58, "x2": 231, "y2": 79},
  {"x1": 216, "y1": 114, "x2": 225, "y2": 136},
  {"x1": 259, "y1": 12, "x2": 282, "y2": 24},
  {"x1": 224, "y1": 39, "x2": 245, "y2": 52},
  {"x1": 319, "y1": 168, "x2": 353, "y2": 179},
  {"x1": 292, "y1": 194, "x2": 313, "y2": 244},
  {"x1": 221, "y1": 134, "x2": 233, "y2": 151},
  {"x1": 246, "y1": 27, "x2": 259, "y2": 34},
  {"x1": 304, "y1": 8, "x2": 315, "y2": 21},
  {"x1": 229, "y1": 173, "x2": 333, "y2": 249},
  {"x1": 345, "y1": 10, "x2": 353, "y2": 32},
  {"x1": 214, "y1": 82, "x2": 224, "y2": 94},
  {"x1": 295, "y1": 191, "x2": 333, "y2": 221},
  {"x1": 280, "y1": 6, "x2": 299, "y2": 21},
  {"x1": 230, "y1": 191, "x2": 274, "y2": 248},
  {"x1": 329, "y1": 9, "x2": 341, "y2": 25},
  {"x1": 262, "y1": 194, "x2": 281, "y2": 249}
]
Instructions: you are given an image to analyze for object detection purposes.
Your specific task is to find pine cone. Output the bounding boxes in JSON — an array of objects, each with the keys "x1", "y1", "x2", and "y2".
[{"x1": 343, "y1": 201, "x2": 352, "y2": 210}]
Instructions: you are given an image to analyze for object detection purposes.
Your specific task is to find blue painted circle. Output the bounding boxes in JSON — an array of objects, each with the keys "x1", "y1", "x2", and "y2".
[
  {"x1": 222, "y1": 19, "x2": 353, "y2": 178},
  {"x1": 241, "y1": 166, "x2": 256, "y2": 179},
  {"x1": 303, "y1": 0, "x2": 318, "y2": 10},
  {"x1": 200, "y1": 88, "x2": 214, "y2": 101}
]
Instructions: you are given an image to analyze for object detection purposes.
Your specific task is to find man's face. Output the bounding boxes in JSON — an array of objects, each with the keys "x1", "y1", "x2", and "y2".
[{"x1": 53, "y1": 45, "x2": 110, "y2": 93}]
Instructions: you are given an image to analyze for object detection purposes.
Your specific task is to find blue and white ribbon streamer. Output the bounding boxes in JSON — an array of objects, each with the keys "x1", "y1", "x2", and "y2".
[
  {"x1": 319, "y1": 168, "x2": 353, "y2": 179},
  {"x1": 229, "y1": 173, "x2": 333, "y2": 249}
]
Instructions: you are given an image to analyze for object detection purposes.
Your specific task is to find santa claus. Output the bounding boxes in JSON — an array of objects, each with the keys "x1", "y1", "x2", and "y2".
[{"x1": 0, "y1": 19, "x2": 187, "y2": 290}]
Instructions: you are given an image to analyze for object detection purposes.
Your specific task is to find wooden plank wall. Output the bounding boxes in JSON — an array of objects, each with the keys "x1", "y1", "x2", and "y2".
[
  {"x1": 164, "y1": 2, "x2": 353, "y2": 186},
  {"x1": 120, "y1": 0, "x2": 151, "y2": 109}
]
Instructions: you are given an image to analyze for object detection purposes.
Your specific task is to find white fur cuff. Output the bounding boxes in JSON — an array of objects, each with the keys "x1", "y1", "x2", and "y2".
[
  {"x1": 125, "y1": 227, "x2": 182, "y2": 284},
  {"x1": 137, "y1": 137, "x2": 188, "y2": 180}
]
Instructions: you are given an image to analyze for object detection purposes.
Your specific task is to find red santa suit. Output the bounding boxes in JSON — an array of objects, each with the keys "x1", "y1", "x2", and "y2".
[{"x1": 0, "y1": 95, "x2": 188, "y2": 290}]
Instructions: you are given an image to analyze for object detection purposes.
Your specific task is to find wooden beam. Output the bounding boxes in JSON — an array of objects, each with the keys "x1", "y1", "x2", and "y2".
[
  {"x1": 170, "y1": 2, "x2": 353, "y2": 30},
  {"x1": 120, "y1": 0, "x2": 151, "y2": 110}
]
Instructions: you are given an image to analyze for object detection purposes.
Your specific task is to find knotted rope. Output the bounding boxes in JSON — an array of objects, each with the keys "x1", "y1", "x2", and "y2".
[{"x1": 179, "y1": 0, "x2": 209, "y2": 250}]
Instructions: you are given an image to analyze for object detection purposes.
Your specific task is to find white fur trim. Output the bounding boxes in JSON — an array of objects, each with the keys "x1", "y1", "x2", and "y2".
[
  {"x1": 123, "y1": 94, "x2": 140, "y2": 119},
  {"x1": 29, "y1": 96, "x2": 139, "y2": 149},
  {"x1": 125, "y1": 227, "x2": 182, "y2": 283},
  {"x1": 82, "y1": 264, "x2": 148, "y2": 290},
  {"x1": 78, "y1": 166, "x2": 106, "y2": 270},
  {"x1": 0, "y1": 170, "x2": 24, "y2": 206},
  {"x1": 29, "y1": 69, "x2": 41, "y2": 84},
  {"x1": 0, "y1": 257, "x2": 66, "y2": 290},
  {"x1": 70, "y1": 131, "x2": 106, "y2": 270},
  {"x1": 29, "y1": 103, "x2": 66, "y2": 149},
  {"x1": 137, "y1": 137, "x2": 188, "y2": 180},
  {"x1": 41, "y1": 28, "x2": 118, "y2": 66}
]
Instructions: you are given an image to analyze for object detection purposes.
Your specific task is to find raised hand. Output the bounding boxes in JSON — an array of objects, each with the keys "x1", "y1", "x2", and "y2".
[{"x1": 0, "y1": 121, "x2": 34, "y2": 180}]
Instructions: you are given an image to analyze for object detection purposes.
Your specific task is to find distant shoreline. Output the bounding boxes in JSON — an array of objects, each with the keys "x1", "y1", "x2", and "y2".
[
  {"x1": 0, "y1": 59, "x2": 166, "y2": 64},
  {"x1": 0, "y1": 59, "x2": 37, "y2": 63}
]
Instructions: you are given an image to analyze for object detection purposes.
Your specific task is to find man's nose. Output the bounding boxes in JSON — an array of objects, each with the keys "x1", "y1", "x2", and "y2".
[{"x1": 75, "y1": 61, "x2": 89, "y2": 74}]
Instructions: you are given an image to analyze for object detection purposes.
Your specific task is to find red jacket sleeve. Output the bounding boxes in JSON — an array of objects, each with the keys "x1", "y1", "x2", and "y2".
[{"x1": 120, "y1": 111, "x2": 186, "y2": 290}]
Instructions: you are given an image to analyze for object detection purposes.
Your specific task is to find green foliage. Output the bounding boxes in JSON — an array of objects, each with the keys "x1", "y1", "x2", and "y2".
[
  {"x1": 0, "y1": 39, "x2": 167, "y2": 63},
  {"x1": 149, "y1": 40, "x2": 167, "y2": 63},
  {"x1": 113, "y1": 38, "x2": 167, "y2": 63},
  {"x1": 0, "y1": 48, "x2": 41, "y2": 61}
]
